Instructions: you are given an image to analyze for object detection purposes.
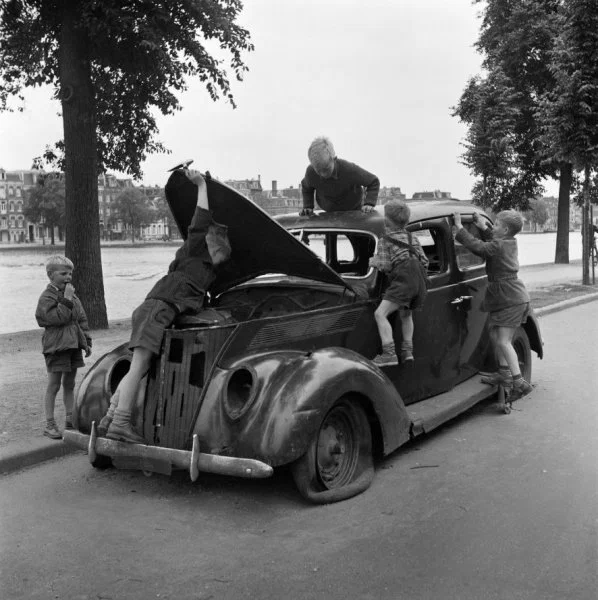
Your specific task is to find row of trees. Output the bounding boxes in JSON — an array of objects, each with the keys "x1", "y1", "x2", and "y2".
[
  {"x1": 453, "y1": 0, "x2": 598, "y2": 283},
  {"x1": 1, "y1": 0, "x2": 252, "y2": 328},
  {"x1": 23, "y1": 174, "x2": 172, "y2": 243}
]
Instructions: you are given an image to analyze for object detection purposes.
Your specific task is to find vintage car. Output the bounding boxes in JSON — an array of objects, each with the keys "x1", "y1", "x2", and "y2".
[{"x1": 64, "y1": 168, "x2": 543, "y2": 503}]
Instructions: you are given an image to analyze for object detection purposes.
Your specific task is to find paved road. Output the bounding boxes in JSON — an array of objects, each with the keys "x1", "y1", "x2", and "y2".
[{"x1": 1, "y1": 304, "x2": 597, "y2": 600}]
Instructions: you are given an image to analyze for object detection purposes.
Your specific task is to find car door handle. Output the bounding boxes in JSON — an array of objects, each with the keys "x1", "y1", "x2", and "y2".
[{"x1": 451, "y1": 295, "x2": 473, "y2": 305}]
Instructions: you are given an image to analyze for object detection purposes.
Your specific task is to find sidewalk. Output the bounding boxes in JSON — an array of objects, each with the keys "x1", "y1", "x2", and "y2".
[{"x1": 1, "y1": 261, "x2": 597, "y2": 476}]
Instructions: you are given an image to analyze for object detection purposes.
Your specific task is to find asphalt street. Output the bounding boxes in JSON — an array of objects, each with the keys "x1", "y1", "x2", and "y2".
[{"x1": 0, "y1": 303, "x2": 596, "y2": 600}]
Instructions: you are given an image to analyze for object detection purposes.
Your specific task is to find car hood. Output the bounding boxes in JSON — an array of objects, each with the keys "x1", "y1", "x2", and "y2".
[{"x1": 165, "y1": 170, "x2": 353, "y2": 295}]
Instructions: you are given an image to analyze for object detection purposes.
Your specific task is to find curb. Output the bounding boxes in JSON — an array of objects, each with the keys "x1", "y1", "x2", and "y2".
[
  {"x1": 0, "y1": 438, "x2": 82, "y2": 476},
  {"x1": 1, "y1": 291, "x2": 597, "y2": 477}
]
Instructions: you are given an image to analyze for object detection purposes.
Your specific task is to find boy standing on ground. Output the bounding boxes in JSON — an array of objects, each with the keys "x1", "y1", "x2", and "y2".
[
  {"x1": 452, "y1": 210, "x2": 533, "y2": 401},
  {"x1": 370, "y1": 200, "x2": 429, "y2": 365},
  {"x1": 100, "y1": 171, "x2": 232, "y2": 444},
  {"x1": 35, "y1": 255, "x2": 92, "y2": 439},
  {"x1": 299, "y1": 136, "x2": 379, "y2": 215}
]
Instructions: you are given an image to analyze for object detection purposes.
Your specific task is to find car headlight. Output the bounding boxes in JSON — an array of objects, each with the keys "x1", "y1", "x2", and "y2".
[{"x1": 224, "y1": 367, "x2": 256, "y2": 420}]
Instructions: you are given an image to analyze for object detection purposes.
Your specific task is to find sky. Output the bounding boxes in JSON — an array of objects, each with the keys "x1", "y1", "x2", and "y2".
[{"x1": 0, "y1": 0, "x2": 547, "y2": 200}]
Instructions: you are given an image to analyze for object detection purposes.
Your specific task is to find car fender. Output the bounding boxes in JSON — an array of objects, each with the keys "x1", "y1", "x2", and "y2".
[
  {"x1": 523, "y1": 310, "x2": 544, "y2": 359},
  {"x1": 194, "y1": 346, "x2": 411, "y2": 466}
]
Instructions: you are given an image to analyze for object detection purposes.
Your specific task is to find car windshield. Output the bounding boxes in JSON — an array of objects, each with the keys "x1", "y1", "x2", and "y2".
[{"x1": 289, "y1": 229, "x2": 377, "y2": 278}]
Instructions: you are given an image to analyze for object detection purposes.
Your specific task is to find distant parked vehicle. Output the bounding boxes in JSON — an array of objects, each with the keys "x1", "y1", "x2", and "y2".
[{"x1": 65, "y1": 169, "x2": 543, "y2": 503}]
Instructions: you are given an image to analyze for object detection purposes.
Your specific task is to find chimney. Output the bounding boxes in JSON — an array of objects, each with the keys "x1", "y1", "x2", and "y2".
[{"x1": 272, "y1": 180, "x2": 277, "y2": 196}]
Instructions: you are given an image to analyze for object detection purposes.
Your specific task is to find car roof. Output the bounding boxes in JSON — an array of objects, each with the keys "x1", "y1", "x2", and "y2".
[{"x1": 276, "y1": 200, "x2": 488, "y2": 234}]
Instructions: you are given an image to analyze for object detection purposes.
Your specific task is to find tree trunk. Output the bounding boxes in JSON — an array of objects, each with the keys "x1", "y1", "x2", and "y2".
[
  {"x1": 59, "y1": 2, "x2": 108, "y2": 329},
  {"x1": 582, "y1": 166, "x2": 590, "y2": 285},
  {"x1": 554, "y1": 162, "x2": 573, "y2": 264}
]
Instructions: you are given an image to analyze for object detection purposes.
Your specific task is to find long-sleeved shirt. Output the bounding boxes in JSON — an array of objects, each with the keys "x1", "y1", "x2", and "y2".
[
  {"x1": 455, "y1": 227, "x2": 529, "y2": 311},
  {"x1": 301, "y1": 158, "x2": 380, "y2": 211},
  {"x1": 145, "y1": 206, "x2": 216, "y2": 314},
  {"x1": 35, "y1": 284, "x2": 91, "y2": 354},
  {"x1": 369, "y1": 229, "x2": 429, "y2": 273}
]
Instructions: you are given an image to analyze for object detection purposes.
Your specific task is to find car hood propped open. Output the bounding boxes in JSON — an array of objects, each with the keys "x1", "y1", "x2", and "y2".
[{"x1": 165, "y1": 170, "x2": 353, "y2": 296}]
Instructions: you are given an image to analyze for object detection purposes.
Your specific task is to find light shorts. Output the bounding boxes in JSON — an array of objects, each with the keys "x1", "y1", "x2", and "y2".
[
  {"x1": 488, "y1": 302, "x2": 530, "y2": 329},
  {"x1": 129, "y1": 298, "x2": 177, "y2": 354},
  {"x1": 44, "y1": 349, "x2": 85, "y2": 373}
]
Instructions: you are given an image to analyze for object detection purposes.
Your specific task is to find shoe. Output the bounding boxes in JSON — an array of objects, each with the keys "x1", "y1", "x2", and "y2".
[
  {"x1": 96, "y1": 414, "x2": 112, "y2": 437},
  {"x1": 64, "y1": 420, "x2": 74, "y2": 430},
  {"x1": 106, "y1": 422, "x2": 145, "y2": 445},
  {"x1": 509, "y1": 380, "x2": 533, "y2": 402},
  {"x1": 400, "y1": 349, "x2": 414, "y2": 363},
  {"x1": 480, "y1": 370, "x2": 511, "y2": 387},
  {"x1": 44, "y1": 420, "x2": 62, "y2": 440},
  {"x1": 373, "y1": 345, "x2": 398, "y2": 366}
]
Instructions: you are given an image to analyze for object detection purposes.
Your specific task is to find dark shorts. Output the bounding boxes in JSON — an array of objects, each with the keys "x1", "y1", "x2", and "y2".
[
  {"x1": 45, "y1": 349, "x2": 84, "y2": 373},
  {"x1": 129, "y1": 298, "x2": 177, "y2": 354},
  {"x1": 382, "y1": 259, "x2": 427, "y2": 310},
  {"x1": 488, "y1": 302, "x2": 530, "y2": 329}
]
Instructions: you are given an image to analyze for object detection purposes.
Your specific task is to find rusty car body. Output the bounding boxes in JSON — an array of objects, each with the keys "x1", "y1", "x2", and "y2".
[{"x1": 64, "y1": 168, "x2": 543, "y2": 503}]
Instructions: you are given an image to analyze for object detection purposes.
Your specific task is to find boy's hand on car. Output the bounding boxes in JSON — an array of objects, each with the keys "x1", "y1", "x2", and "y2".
[
  {"x1": 362, "y1": 205, "x2": 375, "y2": 213},
  {"x1": 85, "y1": 347, "x2": 92, "y2": 357},
  {"x1": 452, "y1": 212, "x2": 462, "y2": 228},
  {"x1": 299, "y1": 208, "x2": 314, "y2": 217},
  {"x1": 64, "y1": 283, "x2": 75, "y2": 300}
]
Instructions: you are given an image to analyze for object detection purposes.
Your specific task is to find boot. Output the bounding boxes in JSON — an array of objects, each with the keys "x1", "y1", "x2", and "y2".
[
  {"x1": 400, "y1": 341, "x2": 414, "y2": 364},
  {"x1": 106, "y1": 408, "x2": 145, "y2": 444},
  {"x1": 509, "y1": 378, "x2": 533, "y2": 402},
  {"x1": 373, "y1": 343, "x2": 398, "y2": 366},
  {"x1": 481, "y1": 366, "x2": 512, "y2": 388}
]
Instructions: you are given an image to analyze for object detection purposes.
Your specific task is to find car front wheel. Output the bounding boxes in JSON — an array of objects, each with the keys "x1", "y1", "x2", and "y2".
[{"x1": 291, "y1": 397, "x2": 374, "y2": 504}]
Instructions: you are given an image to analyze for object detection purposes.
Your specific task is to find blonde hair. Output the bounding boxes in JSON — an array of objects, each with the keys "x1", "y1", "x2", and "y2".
[
  {"x1": 308, "y1": 136, "x2": 335, "y2": 168},
  {"x1": 45, "y1": 255, "x2": 74, "y2": 276},
  {"x1": 496, "y1": 210, "x2": 523, "y2": 235},
  {"x1": 384, "y1": 200, "x2": 410, "y2": 229}
]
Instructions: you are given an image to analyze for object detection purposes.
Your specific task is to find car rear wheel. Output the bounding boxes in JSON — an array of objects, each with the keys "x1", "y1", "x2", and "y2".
[
  {"x1": 513, "y1": 327, "x2": 532, "y2": 381},
  {"x1": 291, "y1": 397, "x2": 374, "y2": 504}
]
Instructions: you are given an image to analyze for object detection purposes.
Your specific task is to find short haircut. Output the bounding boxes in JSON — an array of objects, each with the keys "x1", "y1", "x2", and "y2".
[
  {"x1": 45, "y1": 255, "x2": 74, "y2": 275},
  {"x1": 308, "y1": 136, "x2": 335, "y2": 167},
  {"x1": 384, "y1": 200, "x2": 410, "y2": 229},
  {"x1": 496, "y1": 210, "x2": 523, "y2": 235}
]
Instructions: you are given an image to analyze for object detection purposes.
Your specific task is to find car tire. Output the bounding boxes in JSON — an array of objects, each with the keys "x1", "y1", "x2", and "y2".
[
  {"x1": 291, "y1": 397, "x2": 374, "y2": 504},
  {"x1": 513, "y1": 327, "x2": 532, "y2": 381},
  {"x1": 91, "y1": 455, "x2": 113, "y2": 470}
]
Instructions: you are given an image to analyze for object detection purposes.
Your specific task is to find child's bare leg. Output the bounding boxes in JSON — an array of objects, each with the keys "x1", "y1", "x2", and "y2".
[
  {"x1": 495, "y1": 326, "x2": 532, "y2": 399},
  {"x1": 481, "y1": 327, "x2": 511, "y2": 386},
  {"x1": 374, "y1": 300, "x2": 399, "y2": 347},
  {"x1": 106, "y1": 347, "x2": 153, "y2": 443},
  {"x1": 44, "y1": 372, "x2": 62, "y2": 422},
  {"x1": 43, "y1": 372, "x2": 63, "y2": 438},
  {"x1": 399, "y1": 309, "x2": 415, "y2": 361},
  {"x1": 62, "y1": 370, "x2": 77, "y2": 427}
]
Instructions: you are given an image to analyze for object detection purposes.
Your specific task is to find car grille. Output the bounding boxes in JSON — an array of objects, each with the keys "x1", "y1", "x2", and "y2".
[{"x1": 143, "y1": 326, "x2": 234, "y2": 449}]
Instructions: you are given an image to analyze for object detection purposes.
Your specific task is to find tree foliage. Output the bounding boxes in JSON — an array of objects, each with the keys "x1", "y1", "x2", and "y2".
[
  {"x1": 537, "y1": 0, "x2": 598, "y2": 282},
  {"x1": 454, "y1": 0, "x2": 577, "y2": 262},
  {"x1": 0, "y1": 0, "x2": 252, "y2": 328},
  {"x1": 22, "y1": 174, "x2": 65, "y2": 245},
  {"x1": 112, "y1": 188, "x2": 156, "y2": 242},
  {"x1": 525, "y1": 197, "x2": 549, "y2": 231}
]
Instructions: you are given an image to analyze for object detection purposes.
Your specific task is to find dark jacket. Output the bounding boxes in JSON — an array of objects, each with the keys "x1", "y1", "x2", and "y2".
[
  {"x1": 35, "y1": 284, "x2": 91, "y2": 355},
  {"x1": 145, "y1": 206, "x2": 216, "y2": 314},
  {"x1": 301, "y1": 158, "x2": 380, "y2": 211},
  {"x1": 455, "y1": 227, "x2": 529, "y2": 312}
]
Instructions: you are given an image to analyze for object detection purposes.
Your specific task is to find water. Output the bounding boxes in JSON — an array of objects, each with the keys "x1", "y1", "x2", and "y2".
[{"x1": 0, "y1": 232, "x2": 583, "y2": 335}]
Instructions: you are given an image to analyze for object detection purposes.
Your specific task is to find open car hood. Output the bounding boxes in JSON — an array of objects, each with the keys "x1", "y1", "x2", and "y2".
[{"x1": 165, "y1": 170, "x2": 353, "y2": 296}]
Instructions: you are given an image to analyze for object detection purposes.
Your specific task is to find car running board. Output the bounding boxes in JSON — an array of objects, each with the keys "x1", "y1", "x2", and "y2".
[{"x1": 406, "y1": 375, "x2": 496, "y2": 437}]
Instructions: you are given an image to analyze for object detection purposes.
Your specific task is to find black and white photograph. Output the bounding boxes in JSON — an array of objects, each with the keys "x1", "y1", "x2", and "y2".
[{"x1": 1, "y1": 1, "x2": 597, "y2": 599}]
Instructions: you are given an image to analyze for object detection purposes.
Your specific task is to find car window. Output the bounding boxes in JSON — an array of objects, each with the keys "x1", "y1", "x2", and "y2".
[
  {"x1": 410, "y1": 227, "x2": 448, "y2": 275},
  {"x1": 454, "y1": 223, "x2": 485, "y2": 270},
  {"x1": 290, "y1": 230, "x2": 376, "y2": 277}
]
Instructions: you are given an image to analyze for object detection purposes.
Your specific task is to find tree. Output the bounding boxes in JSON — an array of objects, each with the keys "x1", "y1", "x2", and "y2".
[
  {"x1": 537, "y1": 0, "x2": 598, "y2": 284},
  {"x1": 23, "y1": 174, "x2": 65, "y2": 245},
  {"x1": 525, "y1": 197, "x2": 549, "y2": 232},
  {"x1": 454, "y1": 0, "x2": 575, "y2": 262},
  {"x1": 0, "y1": 1, "x2": 252, "y2": 328},
  {"x1": 112, "y1": 188, "x2": 156, "y2": 242}
]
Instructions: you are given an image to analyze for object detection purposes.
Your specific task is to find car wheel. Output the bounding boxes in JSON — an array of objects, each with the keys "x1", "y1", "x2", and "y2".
[
  {"x1": 291, "y1": 397, "x2": 374, "y2": 504},
  {"x1": 513, "y1": 327, "x2": 532, "y2": 381},
  {"x1": 91, "y1": 455, "x2": 113, "y2": 470}
]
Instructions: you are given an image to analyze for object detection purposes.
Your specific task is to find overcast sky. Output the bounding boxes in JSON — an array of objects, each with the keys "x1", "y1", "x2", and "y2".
[{"x1": 0, "y1": 0, "x2": 514, "y2": 199}]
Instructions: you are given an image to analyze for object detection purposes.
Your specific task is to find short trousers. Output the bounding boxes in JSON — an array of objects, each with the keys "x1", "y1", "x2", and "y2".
[
  {"x1": 129, "y1": 298, "x2": 177, "y2": 354},
  {"x1": 382, "y1": 260, "x2": 427, "y2": 310},
  {"x1": 44, "y1": 349, "x2": 85, "y2": 373},
  {"x1": 488, "y1": 302, "x2": 530, "y2": 329}
]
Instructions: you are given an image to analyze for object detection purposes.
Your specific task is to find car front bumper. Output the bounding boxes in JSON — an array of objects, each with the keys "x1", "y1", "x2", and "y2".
[{"x1": 63, "y1": 422, "x2": 274, "y2": 481}]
